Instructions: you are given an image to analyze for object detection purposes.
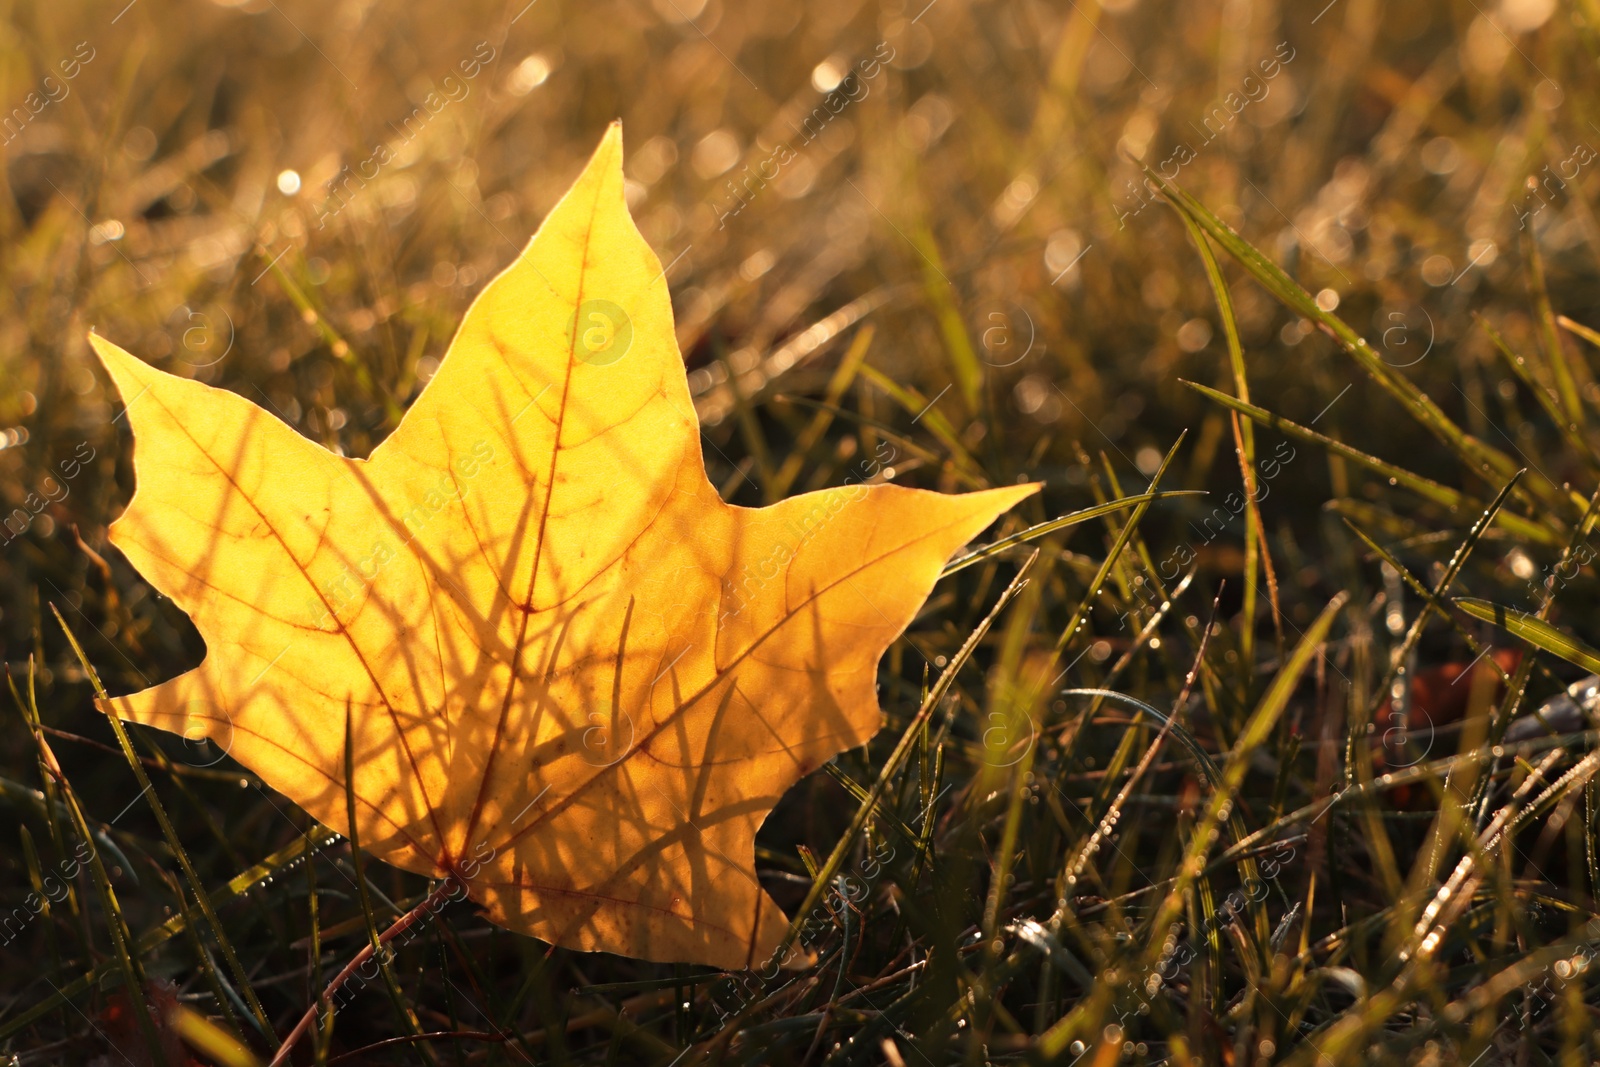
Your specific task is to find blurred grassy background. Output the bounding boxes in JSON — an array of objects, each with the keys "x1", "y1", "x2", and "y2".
[{"x1": 5, "y1": 0, "x2": 1600, "y2": 1063}]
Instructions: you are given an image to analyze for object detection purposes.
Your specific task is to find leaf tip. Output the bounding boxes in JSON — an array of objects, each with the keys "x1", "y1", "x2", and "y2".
[
  {"x1": 85, "y1": 332, "x2": 148, "y2": 400},
  {"x1": 962, "y1": 481, "x2": 1042, "y2": 537},
  {"x1": 998, "y1": 480, "x2": 1044, "y2": 507},
  {"x1": 86, "y1": 329, "x2": 123, "y2": 365},
  {"x1": 586, "y1": 119, "x2": 626, "y2": 180}
]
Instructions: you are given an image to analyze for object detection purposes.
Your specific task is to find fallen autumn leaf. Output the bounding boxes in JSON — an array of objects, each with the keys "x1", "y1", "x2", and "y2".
[{"x1": 89, "y1": 122, "x2": 1035, "y2": 969}]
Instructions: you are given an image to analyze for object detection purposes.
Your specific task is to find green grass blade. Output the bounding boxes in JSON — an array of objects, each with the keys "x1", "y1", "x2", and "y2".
[
  {"x1": 51, "y1": 603, "x2": 277, "y2": 1043},
  {"x1": 1363, "y1": 470, "x2": 1523, "y2": 723},
  {"x1": 909, "y1": 220, "x2": 984, "y2": 410},
  {"x1": 858, "y1": 363, "x2": 980, "y2": 475},
  {"x1": 1525, "y1": 237, "x2": 1585, "y2": 427},
  {"x1": 940, "y1": 491, "x2": 1200, "y2": 577},
  {"x1": 1182, "y1": 379, "x2": 1561, "y2": 546},
  {"x1": 1474, "y1": 313, "x2": 1600, "y2": 470},
  {"x1": 0, "y1": 827, "x2": 341, "y2": 1044},
  {"x1": 1051, "y1": 433, "x2": 1185, "y2": 658},
  {"x1": 768, "y1": 325, "x2": 875, "y2": 500},
  {"x1": 766, "y1": 394, "x2": 989, "y2": 490},
  {"x1": 769, "y1": 554, "x2": 1037, "y2": 967},
  {"x1": 1340, "y1": 520, "x2": 1510, "y2": 687},
  {"x1": 1148, "y1": 594, "x2": 1345, "y2": 942},
  {"x1": 1176, "y1": 205, "x2": 1269, "y2": 673},
  {"x1": 1146, "y1": 166, "x2": 1578, "y2": 514},
  {"x1": 1558, "y1": 313, "x2": 1600, "y2": 352},
  {"x1": 22, "y1": 722, "x2": 165, "y2": 1061},
  {"x1": 1454, "y1": 598, "x2": 1600, "y2": 674},
  {"x1": 341, "y1": 707, "x2": 437, "y2": 1064},
  {"x1": 172, "y1": 1003, "x2": 265, "y2": 1067}
]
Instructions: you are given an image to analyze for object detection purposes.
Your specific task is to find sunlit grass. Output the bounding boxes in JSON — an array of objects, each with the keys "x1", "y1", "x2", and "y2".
[{"x1": 4, "y1": 0, "x2": 1600, "y2": 1063}]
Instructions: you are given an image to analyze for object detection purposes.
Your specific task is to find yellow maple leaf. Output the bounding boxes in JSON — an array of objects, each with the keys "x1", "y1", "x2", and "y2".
[{"x1": 90, "y1": 124, "x2": 1036, "y2": 968}]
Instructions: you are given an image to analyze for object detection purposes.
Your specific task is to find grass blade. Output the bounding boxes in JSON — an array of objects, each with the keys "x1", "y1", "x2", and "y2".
[
  {"x1": 0, "y1": 826, "x2": 341, "y2": 1044},
  {"x1": 20, "y1": 717, "x2": 165, "y2": 1060},
  {"x1": 1183, "y1": 379, "x2": 1560, "y2": 546},
  {"x1": 1362, "y1": 470, "x2": 1524, "y2": 723},
  {"x1": 1146, "y1": 166, "x2": 1578, "y2": 514},
  {"x1": 1454, "y1": 598, "x2": 1600, "y2": 674},
  {"x1": 51, "y1": 603, "x2": 277, "y2": 1043},
  {"x1": 940, "y1": 491, "x2": 1200, "y2": 576},
  {"x1": 769, "y1": 553, "x2": 1037, "y2": 967},
  {"x1": 1052, "y1": 434, "x2": 1185, "y2": 660},
  {"x1": 1525, "y1": 236, "x2": 1585, "y2": 427},
  {"x1": 768, "y1": 325, "x2": 876, "y2": 500},
  {"x1": 1176, "y1": 205, "x2": 1273, "y2": 672}
]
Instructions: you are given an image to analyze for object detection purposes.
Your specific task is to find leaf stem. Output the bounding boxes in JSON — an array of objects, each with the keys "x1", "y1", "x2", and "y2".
[{"x1": 269, "y1": 876, "x2": 458, "y2": 1067}]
